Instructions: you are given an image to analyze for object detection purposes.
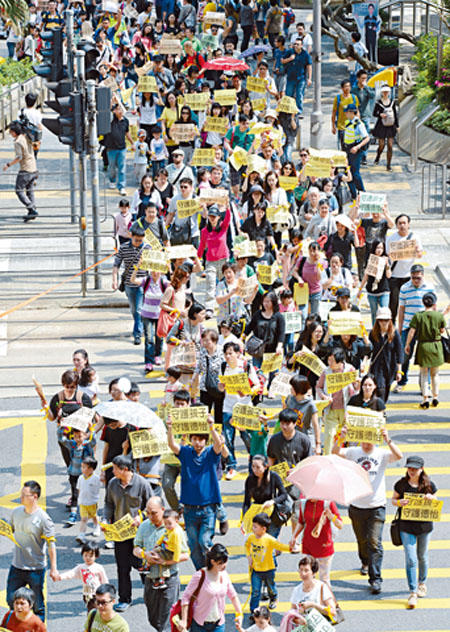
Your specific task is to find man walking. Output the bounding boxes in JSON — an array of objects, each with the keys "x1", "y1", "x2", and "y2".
[
  {"x1": 104, "y1": 103, "x2": 134, "y2": 196},
  {"x1": 351, "y1": 69, "x2": 375, "y2": 165},
  {"x1": 281, "y1": 38, "x2": 312, "y2": 116},
  {"x1": 7, "y1": 481, "x2": 59, "y2": 621},
  {"x1": 83, "y1": 584, "x2": 129, "y2": 632},
  {"x1": 331, "y1": 79, "x2": 359, "y2": 149},
  {"x1": 3, "y1": 121, "x2": 39, "y2": 222}
]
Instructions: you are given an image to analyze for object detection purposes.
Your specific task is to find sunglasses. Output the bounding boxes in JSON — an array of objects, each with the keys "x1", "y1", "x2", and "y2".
[
  {"x1": 180, "y1": 185, "x2": 190, "y2": 189},
  {"x1": 300, "y1": 153, "x2": 308, "y2": 157}
]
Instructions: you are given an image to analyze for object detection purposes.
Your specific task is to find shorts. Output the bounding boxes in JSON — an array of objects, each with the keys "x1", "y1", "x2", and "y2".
[{"x1": 79, "y1": 504, "x2": 98, "y2": 519}]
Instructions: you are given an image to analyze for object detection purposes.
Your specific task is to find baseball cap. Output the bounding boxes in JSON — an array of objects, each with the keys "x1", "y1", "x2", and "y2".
[
  {"x1": 344, "y1": 103, "x2": 358, "y2": 112},
  {"x1": 376, "y1": 306, "x2": 392, "y2": 320},
  {"x1": 153, "y1": 54, "x2": 164, "y2": 62},
  {"x1": 207, "y1": 205, "x2": 221, "y2": 217},
  {"x1": 250, "y1": 184, "x2": 264, "y2": 194},
  {"x1": 405, "y1": 455, "x2": 425, "y2": 469},
  {"x1": 138, "y1": 128, "x2": 147, "y2": 136},
  {"x1": 336, "y1": 287, "x2": 350, "y2": 298},
  {"x1": 172, "y1": 148, "x2": 185, "y2": 156},
  {"x1": 410, "y1": 264, "x2": 424, "y2": 274}
]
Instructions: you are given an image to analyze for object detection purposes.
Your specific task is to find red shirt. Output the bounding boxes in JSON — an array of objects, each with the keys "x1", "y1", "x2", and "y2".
[
  {"x1": 1, "y1": 612, "x2": 47, "y2": 632},
  {"x1": 299, "y1": 499, "x2": 341, "y2": 558}
]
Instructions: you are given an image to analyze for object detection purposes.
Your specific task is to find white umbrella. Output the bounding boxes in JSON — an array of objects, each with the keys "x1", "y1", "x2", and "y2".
[{"x1": 95, "y1": 400, "x2": 166, "y2": 436}]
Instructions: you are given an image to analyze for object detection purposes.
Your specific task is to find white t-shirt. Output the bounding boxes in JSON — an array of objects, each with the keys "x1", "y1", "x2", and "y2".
[
  {"x1": 290, "y1": 580, "x2": 333, "y2": 607},
  {"x1": 77, "y1": 473, "x2": 101, "y2": 506},
  {"x1": 385, "y1": 231, "x2": 422, "y2": 279},
  {"x1": 22, "y1": 107, "x2": 42, "y2": 127},
  {"x1": 343, "y1": 446, "x2": 391, "y2": 508}
]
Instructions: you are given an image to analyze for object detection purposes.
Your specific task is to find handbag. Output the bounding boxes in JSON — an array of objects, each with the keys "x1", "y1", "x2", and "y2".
[
  {"x1": 390, "y1": 509, "x2": 402, "y2": 547},
  {"x1": 441, "y1": 329, "x2": 450, "y2": 363},
  {"x1": 170, "y1": 569, "x2": 206, "y2": 632},
  {"x1": 156, "y1": 287, "x2": 178, "y2": 338},
  {"x1": 271, "y1": 494, "x2": 294, "y2": 527},
  {"x1": 245, "y1": 335, "x2": 266, "y2": 358}
]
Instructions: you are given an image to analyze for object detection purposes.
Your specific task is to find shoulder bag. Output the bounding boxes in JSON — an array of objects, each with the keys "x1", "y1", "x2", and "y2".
[
  {"x1": 441, "y1": 328, "x2": 450, "y2": 363},
  {"x1": 118, "y1": 255, "x2": 138, "y2": 292},
  {"x1": 156, "y1": 287, "x2": 178, "y2": 339},
  {"x1": 170, "y1": 569, "x2": 206, "y2": 632},
  {"x1": 204, "y1": 355, "x2": 224, "y2": 400},
  {"x1": 245, "y1": 335, "x2": 266, "y2": 358},
  {"x1": 390, "y1": 509, "x2": 402, "y2": 546}
]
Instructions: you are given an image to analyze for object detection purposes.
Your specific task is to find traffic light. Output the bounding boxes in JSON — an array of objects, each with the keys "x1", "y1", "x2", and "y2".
[
  {"x1": 43, "y1": 90, "x2": 85, "y2": 153},
  {"x1": 33, "y1": 28, "x2": 64, "y2": 82},
  {"x1": 77, "y1": 40, "x2": 100, "y2": 81},
  {"x1": 96, "y1": 86, "x2": 112, "y2": 136}
]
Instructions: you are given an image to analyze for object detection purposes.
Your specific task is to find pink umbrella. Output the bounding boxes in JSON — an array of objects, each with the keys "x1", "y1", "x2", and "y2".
[
  {"x1": 202, "y1": 57, "x2": 249, "y2": 72},
  {"x1": 286, "y1": 454, "x2": 372, "y2": 506}
]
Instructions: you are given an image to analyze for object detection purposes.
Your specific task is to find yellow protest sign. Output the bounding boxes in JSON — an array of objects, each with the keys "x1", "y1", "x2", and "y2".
[
  {"x1": 304, "y1": 159, "x2": 333, "y2": 179},
  {"x1": 169, "y1": 405, "x2": 210, "y2": 434},
  {"x1": 213, "y1": 88, "x2": 237, "y2": 106},
  {"x1": 129, "y1": 429, "x2": 170, "y2": 458},
  {"x1": 269, "y1": 462, "x2": 292, "y2": 488},
  {"x1": 293, "y1": 283, "x2": 309, "y2": 306},
  {"x1": 157, "y1": 36, "x2": 183, "y2": 55},
  {"x1": 328, "y1": 312, "x2": 362, "y2": 336},
  {"x1": 388, "y1": 239, "x2": 417, "y2": 261},
  {"x1": 279, "y1": 176, "x2": 298, "y2": 191},
  {"x1": 171, "y1": 342, "x2": 197, "y2": 367},
  {"x1": 121, "y1": 85, "x2": 134, "y2": 105},
  {"x1": 295, "y1": 346, "x2": 326, "y2": 376},
  {"x1": 241, "y1": 503, "x2": 274, "y2": 534},
  {"x1": 326, "y1": 370, "x2": 358, "y2": 394},
  {"x1": 170, "y1": 123, "x2": 196, "y2": 142},
  {"x1": 247, "y1": 76, "x2": 267, "y2": 93},
  {"x1": 184, "y1": 92, "x2": 210, "y2": 111},
  {"x1": 0, "y1": 519, "x2": 20, "y2": 546},
  {"x1": 203, "y1": 10, "x2": 226, "y2": 24},
  {"x1": 276, "y1": 95, "x2": 298, "y2": 114},
  {"x1": 138, "y1": 249, "x2": 168, "y2": 273},
  {"x1": 231, "y1": 404, "x2": 262, "y2": 431},
  {"x1": 176, "y1": 198, "x2": 202, "y2": 219},
  {"x1": 198, "y1": 188, "x2": 229, "y2": 206},
  {"x1": 137, "y1": 75, "x2": 158, "y2": 93},
  {"x1": 166, "y1": 244, "x2": 198, "y2": 259},
  {"x1": 235, "y1": 240, "x2": 257, "y2": 259},
  {"x1": 229, "y1": 147, "x2": 248, "y2": 171},
  {"x1": 135, "y1": 61, "x2": 152, "y2": 77},
  {"x1": 191, "y1": 148, "x2": 215, "y2": 166},
  {"x1": 283, "y1": 311, "x2": 303, "y2": 334},
  {"x1": 204, "y1": 116, "x2": 228, "y2": 134},
  {"x1": 246, "y1": 154, "x2": 268, "y2": 176},
  {"x1": 251, "y1": 98, "x2": 266, "y2": 111},
  {"x1": 257, "y1": 262, "x2": 279, "y2": 286},
  {"x1": 309, "y1": 148, "x2": 347, "y2": 168},
  {"x1": 261, "y1": 352, "x2": 283, "y2": 374},
  {"x1": 219, "y1": 372, "x2": 252, "y2": 395},
  {"x1": 269, "y1": 371, "x2": 292, "y2": 398},
  {"x1": 101, "y1": 76, "x2": 119, "y2": 91},
  {"x1": 345, "y1": 406, "x2": 385, "y2": 445},
  {"x1": 157, "y1": 403, "x2": 168, "y2": 422},
  {"x1": 237, "y1": 275, "x2": 259, "y2": 299},
  {"x1": 266, "y1": 205, "x2": 291, "y2": 224},
  {"x1": 402, "y1": 493, "x2": 443, "y2": 522},
  {"x1": 144, "y1": 228, "x2": 163, "y2": 250},
  {"x1": 100, "y1": 514, "x2": 138, "y2": 542},
  {"x1": 313, "y1": 399, "x2": 331, "y2": 416}
]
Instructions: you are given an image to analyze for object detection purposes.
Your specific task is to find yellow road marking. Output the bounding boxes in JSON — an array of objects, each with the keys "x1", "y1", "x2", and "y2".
[
  {"x1": 148, "y1": 390, "x2": 165, "y2": 399},
  {"x1": 365, "y1": 182, "x2": 411, "y2": 191},
  {"x1": 0, "y1": 419, "x2": 23, "y2": 431},
  {"x1": 367, "y1": 165, "x2": 402, "y2": 173},
  {"x1": 224, "y1": 514, "x2": 450, "y2": 529},
  {"x1": 226, "y1": 540, "x2": 450, "y2": 556},
  {"x1": 387, "y1": 402, "x2": 450, "y2": 410},
  {"x1": 223, "y1": 598, "x2": 450, "y2": 613}
]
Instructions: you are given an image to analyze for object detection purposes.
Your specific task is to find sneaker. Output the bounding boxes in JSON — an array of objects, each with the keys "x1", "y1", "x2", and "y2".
[
  {"x1": 219, "y1": 520, "x2": 229, "y2": 535},
  {"x1": 360, "y1": 565, "x2": 369, "y2": 576},
  {"x1": 152, "y1": 579, "x2": 167, "y2": 590},
  {"x1": 290, "y1": 543, "x2": 301, "y2": 554},
  {"x1": 76, "y1": 534, "x2": 87, "y2": 544},
  {"x1": 145, "y1": 363, "x2": 154, "y2": 372},
  {"x1": 104, "y1": 540, "x2": 114, "y2": 549},
  {"x1": 370, "y1": 580, "x2": 382, "y2": 595},
  {"x1": 119, "y1": 188, "x2": 127, "y2": 196},
  {"x1": 63, "y1": 512, "x2": 77, "y2": 527},
  {"x1": 134, "y1": 336, "x2": 141, "y2": 345},
  {"x1": 268, "y1": 599, "x2": 278, "y2": 610},
  {"x1": 261, "y1": 587, "x2": 269, "y2": 601},
  {"x1": 108, "y1": 181, "x2": 116, "y2": 189},
  {"x1": 393, "y1": 384, "x2": 405, "y2": 393},
  {"x1": 417, "y1": 583, "x2": 427, "y2": 598},
  {"x1": 154, "y1": 356, "x2": 162, "y2": 366},
  {"x1": 23, "y1": 209, "x2": 38, "y2": 222},
  {"x1": 114, "y1": 602, "x2": 131, "y2": 612},
  {"x1": 92, "y1": 525, "x2": 101, "y2": 538},
  {"x1": 225, "y1": 469, "x2": 237, "y2": 480},
  {"x1": 407, "y1": 592, "x2": 417, "y2": 609}
]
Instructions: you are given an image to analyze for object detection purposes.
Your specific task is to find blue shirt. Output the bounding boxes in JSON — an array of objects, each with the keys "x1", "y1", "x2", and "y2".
[
  {"x1": 177, "y1": 445, "x2": 221, "y2": 506},
  {"x1": 399, "y1": 280, "x2": 435, "y2": 331},
  {"x1": 284, "y1": 48, "x2": 312, "y2": 81}
]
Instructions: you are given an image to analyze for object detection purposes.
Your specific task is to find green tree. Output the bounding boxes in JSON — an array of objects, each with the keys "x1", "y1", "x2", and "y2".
[{"x1": 1, "y1": 0, "x2": 29, "y2": 26}]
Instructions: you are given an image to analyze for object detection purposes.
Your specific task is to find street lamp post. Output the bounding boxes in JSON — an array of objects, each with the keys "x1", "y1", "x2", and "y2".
[{"x1": 310, "y1": 0, "x2": 323, "y2": 149}]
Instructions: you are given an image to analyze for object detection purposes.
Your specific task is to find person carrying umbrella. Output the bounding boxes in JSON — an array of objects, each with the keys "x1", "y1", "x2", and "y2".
[{"x1": 331, "y1": 425, "x2": 402, "y2": 595}]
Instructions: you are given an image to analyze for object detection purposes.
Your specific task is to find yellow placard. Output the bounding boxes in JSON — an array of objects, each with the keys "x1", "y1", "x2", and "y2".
[
  {"x1": 345, "y1": 406, "x2": 385, "y2": 445},
  {"x1": 100, "y1": 513, "x2": 138, "y2": 542},
  {"x1": 121, "y1": 85, "x2": 134, "y2": 105},
  {"x1": 170, "y1": 123, "x2": 196, "y2": 142},
  {"x1": 313, "y1": 399, "x2": 331, "y2": 416},
  {"x1": 166, "y1": 244, "x2": 198, "y2": 259},
  {"x1": 219, "y1": 372, "x2": 252, "y2": 395},
  {"x1": 251, "y1": 98, "x2": 266, "y2": 111},
  {"x1": 137, "y1": 75, "x2": 158, "y2": 93},
  {"x1": 157, "y1": 36, "x2": 183, "y2": 55},
  {"x1": 269, "y1": 462, "x2": 292, "y2": 488},
  {"x1": 231, "y1": 404, "x2": 262, "y2": 431},
  {"x1": 401, "y1": 493, "x2": 443, "y2": 522},
  {"x1": 295, "y1": 346, "x2": 326, "y2": 376},
  {"x1": 185, "y1": 92, "x2": 210, "y2": 111},
  {"x1": 169, "y1": 405, "x2": 210, "y2": 434},
  {"x1": 144, "y1": 228, "x2": 163, "y2": 250},
  {"x1": 246, "y1": 154, "x2": 268, "y2": 176},
  {"x1": 129, "y1": 429, "x2": 170, "y2": 458},
  {"x1": 283, "y1": 312, "x2": 303, "y2": 334},
  {"x1": 257, "y1": 262, "x2": 279, "y2": 286},
  {"x1": 229, "y1": 147, "x2": 249, "y2": 171},
  {"x1": 276, "y1": 95, "x2": 298, "y2": 114},
  {"x1": 235, "y1": 240, "x2": 257, "y2": 259},
  {"x1": 261, "y1": 352, "x2": 283, "y2": 374},
  {"x1": 294, "y1": 283, "x2": 309, "y2": 306},
  {"x1": 171, "y1": 342, "x2": 197, "y2": 367},
  {"x1": 309, "y1": 148, "x2": 347, "y2": 168},
  {"x1": 138, "y1": 249, "x2": 168, "y2": 273},
  {"x1": 203, "y1": 10, "x2": 226, "y2": 24},
  {"x1": 304, "y1": 159, "x2": 333, "y2": 179},
  {"x1": 266, "y1": 205, "x2": 291, "y2": 224},
  {"x1": 278, "y1": 176, "x2": 298, "y2": 191},
  {"x1": 326, "y1": 370, "x2": 358, "y2": 394},
  {"x1": 241, "y1": 503, "x2": 274, "y2": 534},
  {"x1": 204, "y1": 116, "x2": 228, "y2": 134},
  {"x1": 236, "y1": 275, "x2": 259, "y2": 299},
  {"x1": 247, "y1": 76, "x2": 267, "y2": 93},
  {"x1": 0, "y1": 519, "x2": 20, "y2": 546},
  {"x1": 328, "y1": 312, "x2": 362, "y2": 336},
  {"x1": 198, "y1": 188, "x2": 229, "y2": 206},
  {"x1": 191, "y1": 148, "x2": 215, "y2": 166},
  {"x1": 176, "y1": 198, "x2": 202, "y2": 218},
  {"x1": 388, "y1": 239, "x2": 417, "y2": 261},
  {"x1": 214, "y1": 88, "x2": 237, "y2": 106}
]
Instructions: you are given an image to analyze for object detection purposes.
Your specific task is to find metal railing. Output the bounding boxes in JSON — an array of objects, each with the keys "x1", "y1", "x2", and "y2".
[
  {"x1": 0, "y1": 76, "x2": 47, "y2": 138},
  {"x1": 380, "y1": 0, "x2": 449, "y2": 36},
  {"x1": 421, "y1": 163, "x2": 449, "y2": 218}
]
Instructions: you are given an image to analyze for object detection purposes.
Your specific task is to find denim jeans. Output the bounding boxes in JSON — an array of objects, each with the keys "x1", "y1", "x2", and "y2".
[
  {"x1": 124, "y1": 283, "x2": 144, "y2": 338},
  {"x1": 348, "y1": 504, "x2": 386, "y2": 584},
  {"x1": 399, "y1": 327, "x2": 416, "y2": 386},
  {"x1": 162, "y1": 463, "x2": 181, "y2": 511},
  {"x1": 222, "y1": 412, "x2": 237, "y2": 470},
  {"x1": 250, "y1": 569, "x2": 277, "y2": 612},
  {"x1": 107, "y1": 148, "x2": 127, "y2": 191},
  {"x1": 367, "y1": 292, "x2": 390, "y2": 327},
  {"x1": 216, "y1": 502, "x2": 227, "y2": 523},
  {"x1": 286, "y1": 78, "x2": 306, "y2": 114},
  {"x1": 7, "y1": 566, "x2": 46, "y2": 621},
  {"x1": 347, "y1": 149, "x2": 365, "y2": 199},
  {"x1": 400, "y1": 530, "x2": 430, "y2": 592},
  {"x1": 361, "y1": 118, "x2": 371, "y2": 160},
  {"x1": 191, "y1": 620, "x2": 225, "y2": 632},
  {"x1": 282, "y1": 140, "x2": 294, "y2": 163},
  {"x1": 184, "y1": 503, "x2": 217, "y2": 570},
  {"x1": 309, "y1": 292, "x2": 321, "y2": 316},
  {"x1": 16, "y1": 170, "x2": 38, "y2": 211},
  {"x1": 142, "y1": 317, "x2": 162, "y2": 363},
  {"x1": 205, "y1": 258, "x2": 227, "y2": 311}
]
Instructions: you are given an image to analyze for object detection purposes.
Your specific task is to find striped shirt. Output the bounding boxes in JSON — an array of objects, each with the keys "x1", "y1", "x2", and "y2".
[
  {"x1": 399, "y1": 280, "x2": 435, "y2": 331},
  {"x1": 114, "y1": 241, "x2": 149, "y2": 286},
  {"x1": 141, "y1": 276, "x2": 168, "y2": 320}
]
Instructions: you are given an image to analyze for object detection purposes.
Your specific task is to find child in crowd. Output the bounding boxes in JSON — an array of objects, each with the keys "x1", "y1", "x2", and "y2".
[
  {"x1": 281, "y1": 375, "x2": 321, "y2": 453},
  {"x1": 78, "y1": 367, "x2": 99, "y2": 405},
  {"x1": 164, "y1": 367, "x2": 183, "y2": 405},
  {"x1": 134, "y1": 128, "x2": 150, "y2": 183},
  {"x1": 57, "y1": 543, "x2": 108, "y2": 611},
  {"x1": 236, "y1": 605, "x2": 277, "y2": 632},
  {"x1": 149, "y1": 509, "x2": 184, "y2": 589},
  {"x1": 77, "y1": 456, "x2": 101, "y2": 543},
  {"x1": 150, "y1": 125, "x2": 168, "y2": 177},
  {"x1": 279, "y1": 288, "x2": 297, "y2": 356},
  {"x1": 126, "y1": 382, "x2": 141, "y2": 402},
  {"x1": 114, "y1": 199, "x2": 132, "y2": 245},
  {"x1": 245, "y1": 513, "x2": 291, "y2": 615}
]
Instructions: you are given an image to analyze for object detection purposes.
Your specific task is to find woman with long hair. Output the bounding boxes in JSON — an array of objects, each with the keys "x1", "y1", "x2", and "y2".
[
  {"x1": 138, "y1": 91, "x2": 159, "y2": 143},
  {"x1": 245, "y1": 291, "x2": 285, "y2": 369},
  {"x1": 159, "y1": 91, "x2": 179, "y2": 156},
  {"x1": 131, "y1": 174, "x2": 162, "y2": 219},
  {"x1": 357, "y1": 239, "x2": 392, "y2": 326},
  {"x1": 392, "y1": 456, "x2": 438, "y2": 609},
  {"x1": 264, "y1": 170, "x2": 288, "y2": 248},
  {"x1": 290, "y1": 319, "x2": 328, "y2": 395},
  {"x1": 348, "y1": 373, "x2": 385, "y2": 411},
  {"x1": 173, "y1": 105, "x2": 198, "y2": 163},
  {"x1": 372, "y1": 84, "x2": 398, "y2": 172},
  {"x1": 369, "y1": 306, "x2": 403, "y2": 402}
]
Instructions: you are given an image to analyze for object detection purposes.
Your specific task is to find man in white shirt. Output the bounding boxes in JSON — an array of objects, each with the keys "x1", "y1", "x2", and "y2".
[
  {"x1": 332, "y1": 427, "x2": 402, "y2": 594},
  {"x1": 290, "y1": 22, "x2": 313, "y2": 52},
  {"x1": 166, "y1": 176, "x2": 200, "y2": 248},
  {"x1": 166, "y1": 149, "x2": 194, "y2": 195},
  {"x1": 385, "y1": 213, "x2": 423, "y2": 322}
]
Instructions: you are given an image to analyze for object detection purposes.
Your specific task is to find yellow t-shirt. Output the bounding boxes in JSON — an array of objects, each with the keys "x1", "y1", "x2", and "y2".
[
  {"x1": 157, "y1": 524, "x2": 184, "y2": 562},
  {"x1": 160, "y1": 107, "x2": 178, "y2": 146},
  {"x1": 333, "y1": 93, "x2": 360, "y2": 130},
  {"x1": 245, "y1": 533, "x2": 290, "y2": 571}
]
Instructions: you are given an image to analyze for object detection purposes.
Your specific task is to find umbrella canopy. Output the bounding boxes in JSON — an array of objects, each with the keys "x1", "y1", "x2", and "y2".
[
  {"x1": 203, "y1": 57, "x2": 249, "y2": 71},
  {"x1": 286, "y1": 454, "x2": 372, "y2": 506},
  {"x1": 238, "y1": 45, "x2": 271, "y2": 59},
  {"x1": 95, "y1": 400, "x2": 166, "y2": 436}
]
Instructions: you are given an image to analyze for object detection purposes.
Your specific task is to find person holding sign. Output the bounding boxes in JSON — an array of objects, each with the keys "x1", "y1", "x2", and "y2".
[
  {"x1": 245, "y1": 291, "x2": 285, "y2": 371},
  {"x1": 391, "y1": 456, "x2": 438, "y2": 609},
  {"x1": 347, "y1": 373, "x2": 385, "y2": 412},
  {"x1": 332, "y1": 425, "x2": 402, "y2": 595},
  {"x1": 282, "y1": 375, "x2": 321, "y2": 454},
  {"x1": 357, "y1": 240, "x2": 391, "y2": 326}
]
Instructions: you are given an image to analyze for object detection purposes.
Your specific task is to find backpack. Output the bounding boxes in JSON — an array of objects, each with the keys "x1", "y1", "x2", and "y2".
[
  {"x1": 19, "y1": 111, "x2": 42, "y2": 143},
  {"x1": 381, "y1": 101, "x2": 395, "y2": 126},
  {"x1": 170, "y1": 220, "x2": 191, "y2": 245},
  {"x1": 283, "y1": 7, "x2": 295, "y2": 25}
]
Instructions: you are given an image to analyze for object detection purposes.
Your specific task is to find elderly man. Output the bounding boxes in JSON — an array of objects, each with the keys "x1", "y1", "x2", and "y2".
[{"x1": 134, "y1": 497, "x2": 189, "y2": 632}]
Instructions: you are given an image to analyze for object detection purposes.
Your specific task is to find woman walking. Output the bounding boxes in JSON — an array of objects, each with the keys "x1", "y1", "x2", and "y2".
[
  {"x1": 372, "y1": 84, "x2": 398, "y2": 171},
  {"x1": 369, "y1": 306, "x2": 403, "y2": 402}
]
